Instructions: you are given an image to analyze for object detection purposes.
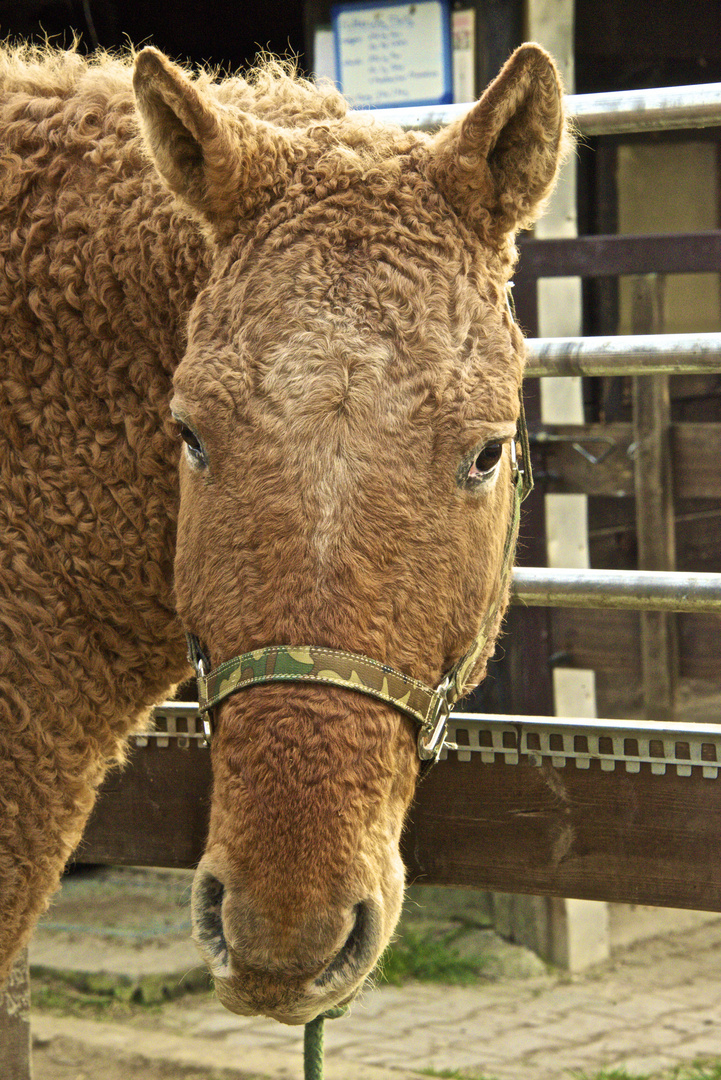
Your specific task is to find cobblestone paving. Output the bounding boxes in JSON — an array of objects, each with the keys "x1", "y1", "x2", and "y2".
[{"x1": 33, "y1": 914, "x2": 721, "y2": 1079}]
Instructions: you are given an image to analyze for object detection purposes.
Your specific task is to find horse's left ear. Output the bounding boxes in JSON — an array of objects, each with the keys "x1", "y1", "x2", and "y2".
[
  {"x1": 425, "y1": 43, "x2": 568, "y2": 245},
  {"x1": 133, "y1": 47, "x2": 294, "y2": 236}
]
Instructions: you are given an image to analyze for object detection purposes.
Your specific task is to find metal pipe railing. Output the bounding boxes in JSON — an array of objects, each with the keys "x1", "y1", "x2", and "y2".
[
  {"x1": 512, "y1": 568, "x2": 721, "y2": 613},
  {"x1": 525, "y1": 332, "x2": 721, "y2": 377},
  {"x1": 568, "y1": 82, "x2": 721, "y2": 136},
  {"x1": 370, "y1": 81, "x2": 721, "y2": 136}
]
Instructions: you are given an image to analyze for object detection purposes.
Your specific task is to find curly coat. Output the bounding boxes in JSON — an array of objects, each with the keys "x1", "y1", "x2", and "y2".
[{"x1": 0, "y1": 41, "x2": 567, "y2": 1000}]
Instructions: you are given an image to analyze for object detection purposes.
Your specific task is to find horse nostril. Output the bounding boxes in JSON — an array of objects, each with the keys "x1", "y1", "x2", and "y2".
[
  {"x1": 192, "y1": 870, "x2": 229, "y2": 975},
  {"x1": 314, "y1": 901, "x2": 380, "y2": 988}
]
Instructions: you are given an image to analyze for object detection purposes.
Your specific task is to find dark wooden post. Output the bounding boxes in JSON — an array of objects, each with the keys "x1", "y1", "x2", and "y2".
[
  {"x1": 632, "y1": 274, "x2": 678, "y2": 721},
  {"x1": 0, "y1": 949, "x2": 32, "y2": 1080}
]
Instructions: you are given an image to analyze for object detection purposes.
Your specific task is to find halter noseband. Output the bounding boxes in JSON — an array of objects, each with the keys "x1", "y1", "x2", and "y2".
[{"x1": 186, "y1": 288, "x2": 532, "y2": 765}]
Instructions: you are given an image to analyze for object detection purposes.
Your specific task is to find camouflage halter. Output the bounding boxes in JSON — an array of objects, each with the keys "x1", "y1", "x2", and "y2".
[
  {"x1": 186, "y1": 284, "x2": 532, "y2": 764},
  {"x1": 185, "y1": 402, "x2": 532, "y2": 764}
]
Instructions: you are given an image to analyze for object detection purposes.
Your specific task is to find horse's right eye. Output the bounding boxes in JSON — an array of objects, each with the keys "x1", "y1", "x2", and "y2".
[
  {"x1": 467, "y1": 441, "x2": 504, "y2": 482},
  {"x1": 177, "y1": 422, "x2": 207, "y2": 468}
]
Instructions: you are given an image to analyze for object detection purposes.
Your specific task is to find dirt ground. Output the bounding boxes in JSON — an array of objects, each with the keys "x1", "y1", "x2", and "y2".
[
  {"x1": 33, "y1": 1040, "x2": 248, "y2": 1080},
  {"x1": 29, "y1": 914, "x2": 721, "y2": 1080},
  {"x1": 25, "y1": 865, "x2": 721, "y2": 1080}
]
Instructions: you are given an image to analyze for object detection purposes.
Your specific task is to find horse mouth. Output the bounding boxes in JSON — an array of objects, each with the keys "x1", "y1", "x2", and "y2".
[{"x1": 191, "y1": 862, "x2": 383, "y2": 1021}]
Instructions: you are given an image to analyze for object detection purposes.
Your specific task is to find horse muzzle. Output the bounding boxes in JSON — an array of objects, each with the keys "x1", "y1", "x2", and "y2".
[{"x1": 191, "y1": 857, "x2": 385, "y2": 1023}]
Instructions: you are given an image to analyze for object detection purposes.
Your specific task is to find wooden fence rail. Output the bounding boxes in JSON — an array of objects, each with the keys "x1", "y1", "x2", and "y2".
[{"x1": 75, "y1": 706, "x2": 721, "y2": 913}]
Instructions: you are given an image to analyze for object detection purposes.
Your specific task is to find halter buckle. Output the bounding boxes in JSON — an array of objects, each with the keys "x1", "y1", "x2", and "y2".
[
  {"x1": 196, "y1": 657, "x2": 215, "y2": 744},
  {"x1": 418, "y1": 676, "x2": 455, "y2": 761}
]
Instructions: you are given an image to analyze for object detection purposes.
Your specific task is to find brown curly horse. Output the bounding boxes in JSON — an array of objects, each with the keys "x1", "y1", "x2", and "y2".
[{"x1": 0, "y1": 41, "x2": 566, "y2": 1021}]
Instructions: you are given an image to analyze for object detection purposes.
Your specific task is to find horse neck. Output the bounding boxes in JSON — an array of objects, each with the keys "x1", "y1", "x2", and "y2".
[{"x1": 0, "y1": 95, "x2": 213, "y2": 734}]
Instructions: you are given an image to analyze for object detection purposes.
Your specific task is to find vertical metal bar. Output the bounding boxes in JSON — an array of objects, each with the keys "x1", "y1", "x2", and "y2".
[
  {"x1": 632, "y1": 275, "x2": 678, "y2": 721},
  {"x1": 0, "y1": 950, "x2": 32, "y2": 1080}
]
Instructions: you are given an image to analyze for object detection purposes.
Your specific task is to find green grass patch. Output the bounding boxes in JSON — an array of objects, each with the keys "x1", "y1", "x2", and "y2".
[
  {"x1": 572, "y1": 1062, "x2": 721, "y2": 1080},
  {"x1": 670, "y1": 1065, "x2": 721, "y2": 1080},
  {"x1": 30, "y1": 964, "x2": 212, "y2": 1018},
  {"x1": 378, "y1": 925, "x2": 490, "y2": 987},
  {"x1": 572, "y1": 1071, "x2": 653, "y2": 1080}
]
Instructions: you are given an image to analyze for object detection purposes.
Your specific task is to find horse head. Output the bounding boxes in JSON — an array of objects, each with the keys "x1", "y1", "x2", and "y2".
[{"x1": 133, "y1": 42, "x2": 567, "y2": 1023}]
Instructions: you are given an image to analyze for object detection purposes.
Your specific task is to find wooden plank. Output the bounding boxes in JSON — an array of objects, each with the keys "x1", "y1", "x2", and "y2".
[
  {"x1": 589, "y1": 497, "x2": 721, "y2": 573},
  {"x1": 507, "y1": 378, "x2": 555, "y2": 718},
  {"x1": 632, "y1": 275, "x2": 678, "y2": 721},
  {"x1": 75, "y1": 745, "x2": 721, "y2": 911},
  {"x1": 517, "y1": 230, "x2": 721, "y2": 279},
  {"x1": 0, "y1": 949, "x2": 31, "y2": 1080},
  {"x1": 679, "y1": 613, "x2": 721, "y2": 679},
  {"x1": 533, "y1": 422, "x2": 635, "y2": 494},
  {"x1": 548, "y1": 608, "x2": 721, "y2": 680},
  {"x1": 551, "y1": 608, "x2": 641, "y2": 675},
  {"x1": 78, "y1": 741, "x2": 212, "y2": 867},
  {"x1": 676, "y1": 503, "x2": 721, "y2": 569},
  {"x1": 532, "y1": 422, "x2": 721, "y2": 499},
  {"x1": 403, "y1": 755, "x2": 721, "y2": 911},
  {"x1": 673, "y1": 426, "x2": 721, "y2": 496}
]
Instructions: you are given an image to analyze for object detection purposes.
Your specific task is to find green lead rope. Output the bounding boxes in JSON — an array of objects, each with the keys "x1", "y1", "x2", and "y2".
[{"x1": 304, "y1": 1007, "x2": 349, "y2": 1080}]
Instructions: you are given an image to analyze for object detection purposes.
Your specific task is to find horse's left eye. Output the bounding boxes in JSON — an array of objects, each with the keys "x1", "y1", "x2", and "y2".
[
  {"x1": 467, "y1": 441, "x2": 504, "y2": 481},
  {"x1": 177, "y1": 422, "x2": 207, "y2": 468}
]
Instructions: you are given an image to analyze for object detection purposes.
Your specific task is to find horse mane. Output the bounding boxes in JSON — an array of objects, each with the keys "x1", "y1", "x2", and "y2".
[
  {"x1": 0, "y1": 40, "x2": 347, "y2": 120},
  {"x1": 0, "y1": 39, "x2": 418, "y2": 186},
  {"x1": 212, "y1": 58, "x2": 350, "y2": 126}
]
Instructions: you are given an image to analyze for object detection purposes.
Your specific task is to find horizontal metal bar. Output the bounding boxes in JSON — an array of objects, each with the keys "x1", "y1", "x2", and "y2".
[
  {"x1": 567, "y1": 82, "x2": 721, "y2": 136},
  {"x1": 135, "y1": 701, "x2": 206, "y2": 748},
  {"x1": 525, "y1": 332, "x2": 721, "y2": 377},
  {"x1": 368, "y1": 82, "x2": 721, "y2": 135},
  {"x1": 445, "y1": 712, "x2": 721, "y2": 777},
  {"x1": 150, "y1": 704, "x2": 721, "y2": 778},
  {"x1": 517, "y1": 232, "x2": 721, "y2": 278},
  {"x1": 512, "y1": 568, "x2": 721, "y2": 612},
  {"x1": 365, "y1": 101, "x2": 468, "y2": 130}
]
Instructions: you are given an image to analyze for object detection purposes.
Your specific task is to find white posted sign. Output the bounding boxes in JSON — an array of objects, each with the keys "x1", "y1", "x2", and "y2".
[{"x1": 332, "y1": 1, "x2": 452, "y2": 108}]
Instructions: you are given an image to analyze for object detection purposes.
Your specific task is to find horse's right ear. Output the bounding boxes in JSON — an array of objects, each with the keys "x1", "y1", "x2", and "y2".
[
  {"x1": 133, "y1": 48, "x2": 294, "y2": 237},
  {"x1": 425, "y1": 43, "x2": 568, "y2": 248}
]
